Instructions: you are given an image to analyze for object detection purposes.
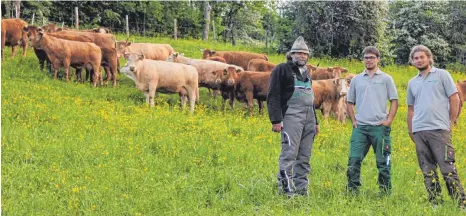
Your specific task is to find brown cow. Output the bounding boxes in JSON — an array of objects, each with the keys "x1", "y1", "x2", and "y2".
[
  {"x1": 115, "y1": 41, "x2": 174, "y2": 61},
  {"x1": 122, "y1": 53, "x2": 199, "y2": 112},
  {"x1": 247, "y1": 59, "x2": 276, "y2": 72},
  {"x1": 207, "y1": 56, "x2": 227, "y2": 63},
  {"x1": 30, "y1": 30, "x2": 102, "y2": 87},
  {"x1": 167, "y1": 53, "x2": 243, "y2": 95},
  {"x1": 201, "y1": 49, "x2": 268, "y2": 70},
  {"x1": 312, "y1": 78, "x2": 349, "y2": 121},
  {"x1": 455, "y1": 80, "x2": 466, "y2": 124},
  {"x1": 216, "y1": 66, "x2": 270, "y2": 115},
  {"x1": 52, "y1": 30, "x2": 119, "y2": 87},
  {"x1": 310, "y1": 66, "x2": 349, "y2": 80},
  {"x1": 1, "y1": 18, "x2": 28, "y2": 60},
  {"x1": 42, "y1": 23, "x2": 60, "y2": 33},
  {"x1": 24, "y1": 26, "x2": 54, "y2": 72}
]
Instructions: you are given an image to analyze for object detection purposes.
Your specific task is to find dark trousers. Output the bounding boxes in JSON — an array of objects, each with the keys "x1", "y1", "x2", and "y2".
[
  {"x1": 347, "y1": 125, "x2": 392, "y2": 192},
  {"x1": 413, "y1": 130, "x2": 465, "y2": 204}
]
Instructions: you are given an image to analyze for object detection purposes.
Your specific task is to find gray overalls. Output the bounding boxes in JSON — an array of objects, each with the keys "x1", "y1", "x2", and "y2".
[{"x1": 278, "y1": 68, "x2": 317, "y2": 195}]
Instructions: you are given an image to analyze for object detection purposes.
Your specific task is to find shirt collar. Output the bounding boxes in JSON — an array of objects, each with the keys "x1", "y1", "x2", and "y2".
[
  {"x1": 417, "y1": 66, "x2": 437, "y2": 77},
  {"x1": 363, "y1": 68, "x2": 383, "y2": 76}
]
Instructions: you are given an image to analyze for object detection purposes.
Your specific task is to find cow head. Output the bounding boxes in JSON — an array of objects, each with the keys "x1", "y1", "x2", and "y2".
[
  {"x1": 201, "y1": 49, "x2": 216, "y2": 59},
  {"x1": 27, "y1": 27, "x2": 45, "y2": 49},
  {"x1": 23, "y1": 26, "x2": 40, "y2": 47},
  {"x1": 124, "y1": 52, "x2": 145, "y2": 75},
  {"x1": 115, "y1": 40, "x2": 132, "y2": 58},
  {"x1": 333, "y1": 78, "x2": 349, "y2": 96},
  {"x1": 167, "y1": 52, "x2": 180, "y2": 62}
]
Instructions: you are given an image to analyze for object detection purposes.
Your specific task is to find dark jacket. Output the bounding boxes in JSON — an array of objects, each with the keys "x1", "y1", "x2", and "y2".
[{"x1": 267, "y1": 61, "x2": 319, "y2": 125}]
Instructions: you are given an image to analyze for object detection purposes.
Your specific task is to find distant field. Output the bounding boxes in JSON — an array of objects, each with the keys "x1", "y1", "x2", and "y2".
[{"x1": 2, "y1": 37, "x2": 466, "y2": 215}]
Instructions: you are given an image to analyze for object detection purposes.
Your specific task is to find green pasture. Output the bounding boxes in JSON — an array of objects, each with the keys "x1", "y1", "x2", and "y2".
[{"x1": 2, "y1": 36, "x2": 466, "y2": 215}]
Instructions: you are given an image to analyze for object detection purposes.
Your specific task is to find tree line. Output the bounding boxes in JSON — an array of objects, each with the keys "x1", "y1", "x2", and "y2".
[{"x1": 2, "y1": 0, "x2": 465, "y2": 67}]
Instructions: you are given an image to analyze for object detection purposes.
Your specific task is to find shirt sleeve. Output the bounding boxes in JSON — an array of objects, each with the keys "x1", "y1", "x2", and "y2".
[
  {"x1": 386, "y1": 76, "x2": 398, "y2": 100},
  {"x1": 441, "y1": 70, "x2": 458, "y2": 97},
  {"x1": 346, "y1": 77, "x2": 356, "y2": 103},
  {"x1": 267, "y1": 65, "x2": 283, "y2": 124},
  {"x1": 406, "y1": 81, "x2": 415, "y2": 106}
]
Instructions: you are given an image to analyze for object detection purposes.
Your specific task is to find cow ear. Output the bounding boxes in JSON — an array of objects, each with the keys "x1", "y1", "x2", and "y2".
[
  {"x1": 126, "y1": 41, "x2": 132, "y2": 46},
  {"x1": 223, "y1": 69, "x2": 228, "y2": 76},
  {"x1": 23, "y1": 26, "x2": 28, "y2": 32},
  {"x1": 327, "y1": 67, "x2": 334, "y2": 72},
  {"x1": 138, "y1": 54, "x2": 145, "y2": 60},
  {"x1": 212, "y1": 71, "x2": 217, "y2": 76},
  {"x1": 174, "y1": 52, "x2": 178, "y2": 57},
  {"x1": 236, "y1": 69, "x2": 242, "y2": 73},
  {"x1": 210, "y1": 50, "x2": 216, "y2": 55},
  {"x1": 38, "y1": 28, "x2": 44, "y2": 35},
  {"x1": 342, "y1": 68, "x2": 348, "y2": 73}
]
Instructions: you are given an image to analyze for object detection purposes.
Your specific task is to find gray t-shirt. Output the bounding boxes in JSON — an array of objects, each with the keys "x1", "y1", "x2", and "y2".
[
  {"x1": 406, "y1": 67, "x2": 458, "y2": 133},
  {"x1": 347, "y1": 69, "x2": 398, "y2": 126}
]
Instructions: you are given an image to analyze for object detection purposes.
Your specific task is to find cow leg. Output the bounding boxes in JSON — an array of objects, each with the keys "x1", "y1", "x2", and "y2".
[
  {"x1": 179, "y1": 88, "x2": 188, "y2": 110},
  {"x1": 149, "y1": 82, "x2": 158, "y2": 107},
  {"x1": 22, "y1": 39, "x2": 28, "y2": 57},
  {"x1": 64, "y1": 66, "x2": 70, "y2": 83},
  {"x1": 245, "y1": 91, "x2": 254, "y2": 116},
  {"x1": 76, "y1": 68, "x2": 82, "y2": 83},
  {"x1": 103, "y1": 65, "x2": 111, "y2": 86},
  {"x1": 258, "y1": 100, "x2": 264, "y2": 115},
  {"x1": 229, "y1": 91, "x2": 236, "y2": 110},
  {"x1": 189, "y1": 87, "x2": 196, "y2": 113},
  {"x1": 93, "y1": 64, "x2": 102, "y2": 87},
  {"x1": 144, "y1": 91, "x2": 150, "y2": 104},
  {"x1": 322, "y1": 102, "x2": 331, "y2": 121},
  {"x1": 11, "y1": 46, "x2": 18, "y2": 58},
  {"x1": 52, "y1": 61, "x2": 60, "y2": 80},
  {"x1": 111, "y1": 62, "x2": 117, "y2": 88}
]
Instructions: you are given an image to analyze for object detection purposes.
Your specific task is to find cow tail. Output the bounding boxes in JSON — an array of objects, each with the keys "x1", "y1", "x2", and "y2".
[{"x1": 196, "y1": 85, "x2": 200, "y2": 102}]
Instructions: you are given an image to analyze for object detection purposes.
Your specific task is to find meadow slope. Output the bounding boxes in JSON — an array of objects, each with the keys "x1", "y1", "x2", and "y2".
[{"x1": 2, "y1": 36, "x2": 466, "y2": 215}]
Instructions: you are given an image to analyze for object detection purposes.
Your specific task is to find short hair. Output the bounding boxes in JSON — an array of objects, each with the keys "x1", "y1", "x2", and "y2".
[
  {"x1": 409, "y1": 45, "x2": 434, "y2": 65},
  {"x1": 362, "y1": 46, "x2": 380, "y2": 58}
]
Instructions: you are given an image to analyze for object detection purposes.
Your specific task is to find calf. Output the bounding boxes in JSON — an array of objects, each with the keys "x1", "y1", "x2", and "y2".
[
  {"x1": 248, "y1": 59, "x2": 276, "y2": 72},
  {"x1": 312, "y1": 78, "x2": 349, "y2": 121},
  {"x1": 310, "y1": 66, "x2": 348, "y2": 80},
  {"x1": 30, "y1": 29, "x2": 102, "y2": 87},
  {"x1": 216, "y1": 66, "x2": 271, "y2": 115},
  {"x1": 167, "y1": 53, "x2": 243, "y2": 96},
  {"x1": 122, "y1": 53, "x2": 199, "y2": 112},
  {"x1": 201, "y1": 49, "x2": 268, "y2": 70},
  {"x1": 116, "y1": 41, "x2": 174, "y2": 61},
  {"x1": 51, "y1": 31, "x2": 118, "y2": 87},
  {"x1": 1, "y1": 18, "x2": 28, "y2": 60}
]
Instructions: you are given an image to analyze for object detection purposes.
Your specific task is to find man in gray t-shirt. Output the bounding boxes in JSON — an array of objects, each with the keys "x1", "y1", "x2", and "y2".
[
  {"x1": 407, "y1": 45, "x2": 465, "y2": 208},
  {"x1": 346, "y1": 46, "x2": 398, "y2": 195}
]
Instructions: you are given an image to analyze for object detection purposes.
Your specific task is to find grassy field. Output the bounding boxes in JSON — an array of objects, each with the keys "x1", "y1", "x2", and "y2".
[{"x1": 2, "y1": 36, "x2": 466, "y2": 215}]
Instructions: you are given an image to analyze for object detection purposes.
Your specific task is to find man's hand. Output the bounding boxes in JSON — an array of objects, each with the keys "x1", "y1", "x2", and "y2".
[
  {"x1": 379, "y1": 119, "x2": 392, "y2": 127},
  {"x1": 272, "y1": 123, "x2": 282, "y2": 133},
  {"x1": 314, "y1": 124, "x2": 320, "y2": 136},
  {"x1": 352, "y1": 121, "x2": 358, "y2": 129},
  {"x1": 409, "y1": 132, "x2": 415, "y2": 143}
]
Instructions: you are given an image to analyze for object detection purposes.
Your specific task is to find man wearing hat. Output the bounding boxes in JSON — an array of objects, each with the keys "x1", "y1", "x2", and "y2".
[{"x1": 267, "y1": 36, "x2": 319, "y2": 197}]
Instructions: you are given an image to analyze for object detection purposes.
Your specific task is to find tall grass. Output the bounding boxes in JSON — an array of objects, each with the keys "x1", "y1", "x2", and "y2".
[{"x1": 2, "y1": 37, "x2": 466, "y2": 215}]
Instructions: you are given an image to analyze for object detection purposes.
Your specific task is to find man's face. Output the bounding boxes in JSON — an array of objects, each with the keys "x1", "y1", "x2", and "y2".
[
  {"x1": 412, "y1": 51, "x2": 430, "y2": 71},
  {"x1": 363, "y1": 53, "x2": 379, "y2": 70},
  {"x1": 291, "y1": 52, "x2": 308, "y2": 66}
]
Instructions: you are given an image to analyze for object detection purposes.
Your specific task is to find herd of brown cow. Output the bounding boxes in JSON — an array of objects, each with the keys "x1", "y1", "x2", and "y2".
[{"x1": 2, "y1": 18, "x2": 465, "y2": 122}]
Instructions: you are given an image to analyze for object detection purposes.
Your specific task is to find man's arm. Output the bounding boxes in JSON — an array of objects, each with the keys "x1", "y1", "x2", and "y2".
[
  {"x1": 407, "y1": 105, "x2": 415, "y2": 143},
  {"x1": 450, "y1": 92, "x2": 460, "y2": 129},
  {"x1": 382, "y1": 99, "x2": 398, "y2": 126},
  {"x1": 347, "y1": 102, "x2": 357, "y2": 128}
]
